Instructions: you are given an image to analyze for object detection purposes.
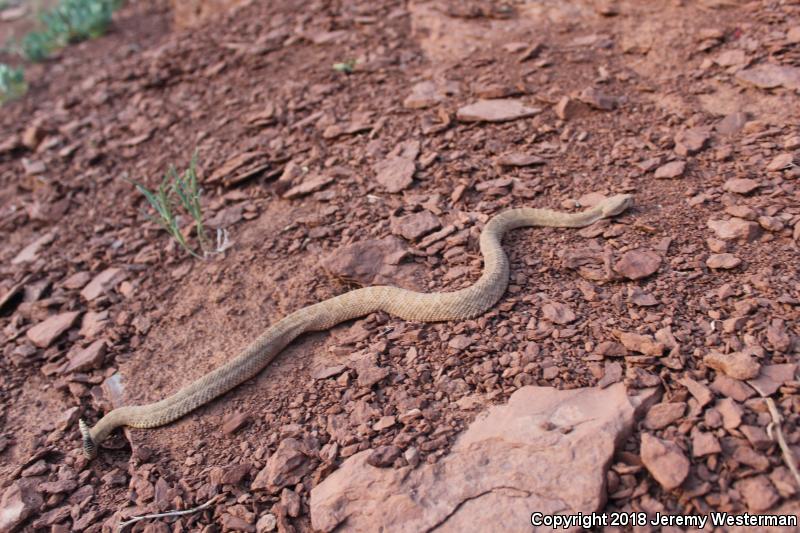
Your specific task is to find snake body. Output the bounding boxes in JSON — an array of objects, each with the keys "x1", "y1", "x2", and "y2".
[{"x1": 80, "y1": 194, "x2": 633, "y2": 458}]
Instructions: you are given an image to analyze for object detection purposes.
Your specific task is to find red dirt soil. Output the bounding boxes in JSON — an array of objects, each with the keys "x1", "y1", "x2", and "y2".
[{"x1": 1, "y1": 0, "x2": 798, "y2": 531}]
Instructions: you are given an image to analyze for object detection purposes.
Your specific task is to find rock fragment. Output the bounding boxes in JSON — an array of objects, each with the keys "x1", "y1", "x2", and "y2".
[
  {"x1": 251, "y1": 438, "x2": 314, "y2": 493},
  {"x1": 674, "y1": 128, "x2": 710, "y2": 156},
  {"x1": 707, "y1": 218, "x2": 760, "y2": 242},
  {"x1": 390, "y1": 211, "x2": 441, "y2": 241},
  {"x1": 654, "y1": 160, "x2": 686, "y2": 179},
  {"x1": 27, "y1": 311, "x2": 81, "y2": 348},
  {"x1": 282, "y1": 173, "x2": 334, "y2": 199},
  {"x1": 723, "y1": 178, "x2": 760, "y2": 194},
  {"x1": 456, "y1": 99, "x2": 540, "y2": 123},
  {"x1": 643, "y1": 402, "x2": 685, "y2": 430},
  {"x1": 541, "y1": 301, "x2": 576, "y2": 324},
  {"x1": 734, "y1": 476, "x2": 780, "y2": 512},
  {"x1": 615, "y1": 331, "x2": 664, "y2": 356},
  {"x1": 706, "y1": 253, "x2": 741, "y2": 269},
  {"x1": 311, "y1": 384, "x2": 656, "y2": 532},
  {"x1": 64, "y1": 339, "x2": 106, "y2": 373},
  {"x1": 614, "y1": 249, "x2": 661, "y2": 280},
  {"x1": 736, "y1": 63, "x2": 800, "y2": 90},
  {"x1": 640, "y1": 433, "x2": 689, "y2": 490},
  {"x1": 0, "y1": 479, "x2": 43, "y2": 532},
  {"x1": 81, "y1": 268, "x2": 127, "y2": 301}
]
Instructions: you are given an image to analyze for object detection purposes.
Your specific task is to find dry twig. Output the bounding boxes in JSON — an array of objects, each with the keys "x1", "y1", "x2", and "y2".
[{"x1": 117, "y1": 494, "x2": 222, "y2": 532}]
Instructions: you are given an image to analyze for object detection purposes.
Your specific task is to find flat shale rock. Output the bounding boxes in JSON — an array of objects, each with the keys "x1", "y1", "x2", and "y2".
[
  {"x1": 390, "y1": 210, "x2": 441, "y2": 241},
  {"x1": 706, "y1": 253, "x2": 741, "y2": 269},
  {"x1": 0, "y1": 478, "x2": 43, "y2": 532},
  {"x1": 311, "y1": 383, "x2": 656, "y2": 532},
  {"x1": 614, "y1": 249, "x2": 661, "y2": 280},
  {"x1": 322, "y1": 236, "x2": 414, "y2": 286},
  {"x1": 27, "y1": 311, "x2": 81, "y2": 348},
  {"x1": 81, "y1": 268, "x2": 127, "y2": 301},
  {"x1": 735, "y1": 63, "x2": 800, "y2": 91},
  {"x1": 654, "y1": 160, "x2": 686, "y2": 179},
  {"x1": 640, "y1": 433, "x2": 689, "y2": 490},
  {"x1": 456, "y1": 99, "x2": 540, "y2": 123},
  {"x1": 723, "y1": 178, "x2": 760, "y2": 195},
  {"x1": 707, "y1": 218, "x2": 760, "y2": 242}
]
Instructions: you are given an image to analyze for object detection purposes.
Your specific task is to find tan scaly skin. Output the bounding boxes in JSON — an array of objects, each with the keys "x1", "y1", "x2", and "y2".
[{"x1": 80, "y1": 194, "x2": 634, "y2": 459}]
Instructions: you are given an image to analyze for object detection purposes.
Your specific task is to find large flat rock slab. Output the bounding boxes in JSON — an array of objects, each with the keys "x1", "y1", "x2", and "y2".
[{"x1": 311, "y1": 383, "x2": 658, "y2": 532}]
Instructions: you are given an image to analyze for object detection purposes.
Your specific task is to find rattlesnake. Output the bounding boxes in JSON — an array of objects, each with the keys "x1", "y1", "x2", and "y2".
[{"x1": 80, "y1": 194, "x2": 634, "y2": 458}]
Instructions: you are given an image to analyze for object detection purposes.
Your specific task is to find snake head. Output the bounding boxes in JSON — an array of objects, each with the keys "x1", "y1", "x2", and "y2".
[
  {"x1": 600, "y1": 194, "x2": 634, "y2": 217},
  {"x1": 79, "y1": 419, "x2": 97, "y2": 460}
]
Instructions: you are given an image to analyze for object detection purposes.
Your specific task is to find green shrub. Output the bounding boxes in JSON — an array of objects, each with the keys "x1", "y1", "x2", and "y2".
[
  {"x1": 0, "y1": 64, "x2": 26, "y2": 103},
  {"x1": 22, "y1": 0, "x2": 123, "y2": 62}
]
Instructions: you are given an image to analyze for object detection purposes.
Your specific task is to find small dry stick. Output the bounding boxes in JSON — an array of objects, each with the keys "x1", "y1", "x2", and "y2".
[
  {"x1": 750, "y1": 383, "x2": 800, "y2": 489},
  {"x1": 117, "y1": 494, "x2": 222, "y2": 532},
  {"x1": 764, "y1": 397, "x2": 800, "y2": 488}
]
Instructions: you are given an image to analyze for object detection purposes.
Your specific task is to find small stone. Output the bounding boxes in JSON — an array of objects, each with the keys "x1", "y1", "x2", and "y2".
[
  {"x1": 704, "y1": 351, "x2": 761, "y2": 380},
  {"x1": 0, "y1": 479, "x2": 43, "y2": 531},
  {"x1": 554, "y1": 96, "x2": 585, "y2": 120},
  {"x1": 367, "y1": 445, "x2": 402, "y2": 468},
  {"x1": 456, "y1": 99, "x2": 541, "y2": 123},
  {"x1": 403, "y1": 81, "x2": 441, "y2": 109},
  {"x1": 716, "y1": 111, "x2": 749, "y2": 136},
  {"x1": 788, "y1": 26, "x2": 800, "y2": 43},
  {"x1": 723, "y1": 178, "x2": 760, "y2": 194},
  {"x1": 614, "y1": 249, "x2": 661, "y2": 280},
  {"x1": 283, "y1": 174, "x2": 334, "y2": 199},
  {"x1": 281, "y1": 488, "x2": 302, "y2": 518},
  {"x1": 706, "y1": 253, "x2": 741, "y2": 270},
  {"x1": 710, "y1": 375, "x2": 755, "y2": 402},
  {"x1": 735, "y1": 476, "x2": 780, "y2": 512},
  {"x1": 748, "y1": 363, "x2": 797, "y2": 396},
  {"x1": 372, "y1": 416, "x2": 396, "y2": 431},
  {"x1": 312, "y1": 365, "x2": 347, "y2": 380},
  {"x1": 628, "y1": 287, "x2": 658, "y2": 306},
  {"x1": 577, "y1": 87, "x2": 618, "y2": 110},
  {"x1": 741, "y1": 425, "x2": 772, "y2": 450},
  {"x1": 644, "y1": 402, "x2": 686, "y2": 430},
  {"x1": 541, "y1": 301, "x2": 576, "y2": 324},
  {"x1": 256, "y1": 513, "x2": 277, "y2": 533},
  {"x1": 595, "y1": 341, "x2": 627, "y2": 357},
  {"x1": 26, "y1": 311, "x2": 81, "y2": 348},
  {"x1": 724, "y1": 204, "x2": 757, "y2": 220},
  {"x1": 62, "y1": 271, "x2": 92, "y2": 290},
  {"x1": 448, "y1": 335, "x2": 473, "y2": 351},
  {"x1": 375, "y1": 156, "x2": 415, "y2": 193},
  {"x1": 81, "y1": 268, "x2": 127, "y2": 301},
  {"x1": 758, "y1": 215, "x2": 783, "y2": 232},
  {"x1": 707, "y1": 218, "x2": 760, "y2": 241},
  {"x1": 715, "y1": 49, "x2": 747, "y2": 67},
  {"x1": 495, "y1": 153, "x2": 546, "y2": 167},
  {"x1": 641, "y1": 433, "x2": 689, "y2": 490},
  {"x1": 716, "y1": 398, "x2": 743, "y2": 429},
  {"x1": 680, "y1": 377, "x2": 713, "y2": 406},
  {"x1": 251, "y1": 438, "x2": 313, "y2": 492},
  {"x1": 390, "y1": 211, "x2": 441, "y2": 241},
  {"x1": 674, "y1": 128, "x2": 710, "y2": 156},
  {"x1": 654, "y1": 160, "x2": 686, "y2": 179},
  {"x1": 64, "y1": 339, "x2": 107, "y2": 373},
  {"x1": 691, "y1": 430, "x2": 721, "y2": 457},
  {"x1": 736, "y1": 63, "x2": 800, "y2": 91},
  {"x1": 766, "y1": 153, "x2": 794, "y2": 172},
  {"x1": 615, "y1": 331, "x2": 664, "y2": 356},
  {"x1": 222, "y1": 412, "x2": 251, "y2": 435},
  {"x1": 12, "y1": 232, "x2": 56, "y2": 264}
]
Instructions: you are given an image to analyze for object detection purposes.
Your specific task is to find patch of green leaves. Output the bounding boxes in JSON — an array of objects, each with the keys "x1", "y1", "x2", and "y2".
[
  {"x1": 0, "y1": 63, "x2": 26, "y2": 104},
  {"x1": 332, "y1": 59, "x2": 357, "y2": 73},
  {"x1": 22, "y1": 0, "x2": 123, "y2": 62},
  {"x1": 129, "y1": 155, "x2": 214, "y2": 259}
]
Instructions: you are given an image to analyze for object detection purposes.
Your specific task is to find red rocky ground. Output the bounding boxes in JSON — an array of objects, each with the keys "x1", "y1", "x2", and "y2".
[{"x1": 0, "y1": 0, "x2": 799, "y2": 531}]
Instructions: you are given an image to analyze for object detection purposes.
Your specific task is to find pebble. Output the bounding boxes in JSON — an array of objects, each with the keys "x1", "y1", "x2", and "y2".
[
  {"x1": 643, "y1": 402, "x2": 686, "y2": 430},
  {"x1": 654, "y1": 160, "x2": 686, "y2": 179},
  {"x1": 367, "y1": 445, "x2": 402, "y2": 467},
  {"x1": 614, "y1": 249, "x2": 661, "y2": 280},
  {"x1": 715, "y1": 398, "x2": 742, "y2": 429},
  {"x1": 705, "y1": 253, "x2": 741, "y2": 270},
  {"x1": 64, "y1": 339, "x2": 107, "y2": 373},
  {"x1": 256, "y1": 513, "x2": 277, "y2": 533},
  {"x1": 81, "y1": 268, "x2": 127, "y2": 301},
  {"x1": 680, "y1": 377, "x2": 713, "y2": 406},
  {"x1": 691, "y1": 430, "x2": 721, "y2": 457},
  {"x1": 541, "y1": 301, "x2": 576, "y2": 324},
  {"x1": 375, "y1": 155, "x2": 415, "y2": 193},
  {"x1": 282, "y1": 173, "x2": 334, "y2": 199},
  {"x1": 640, "y1": 433, "x2": 689, "y2": 490},
  {"x1": 456, "y1": 99, "x2": 541, "y2": 122},
  {"x1": 735, "y1": 63, "x2": 800, "y2": 91},
  {"x1": 723, "y1": 178, "x2": 760, "y2": 195},
  {"x1": 390, "y1": 210, "x2": 441, "y2": 241},
  {"x1": 707, "y1": 218, "x2": 760, "y2": 241},
  {"x1": 766, "y1": 153, "x2": 794, "y2": 172},
  {"x1": 26, "y1": 311, "x2": 81, "y2": 348},
  {"x1": 734, "y1": 476, "x2": 780, "y2": 512},
  {"x1": 615, "y1": 331, "x2": 664, "y2": 356},
  {"x1": 222, "y1": 411, "x2": 251, "y2": 435},
  {"x1": 495, "y1": 152, "x2": 545, "y2": 167},
  {"x1": 674, "y1": 128, "x2": 709, "y2": 156},
  {"x1": 704, "y1": 351, "x2": 760, "y2": 380}
]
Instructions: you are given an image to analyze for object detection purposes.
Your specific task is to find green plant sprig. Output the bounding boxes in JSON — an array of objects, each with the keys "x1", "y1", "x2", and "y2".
[{"x1": 128, "y1": 155, "x2": 212, "y2": 260}]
